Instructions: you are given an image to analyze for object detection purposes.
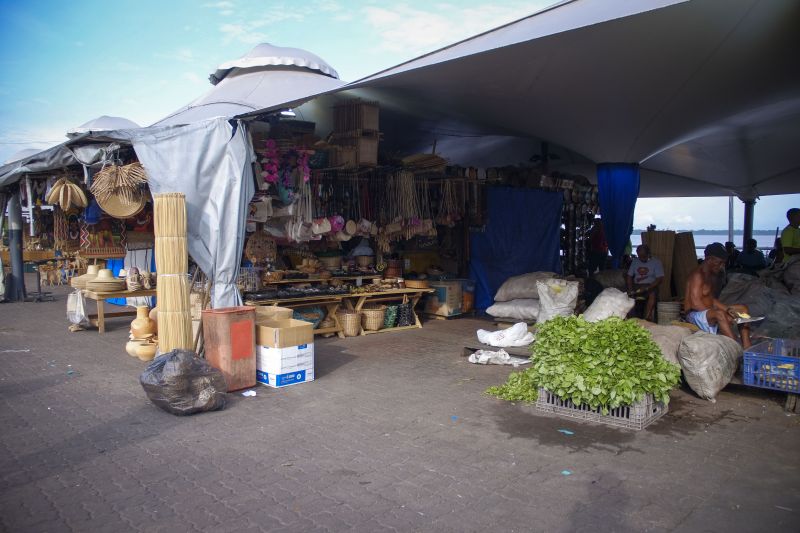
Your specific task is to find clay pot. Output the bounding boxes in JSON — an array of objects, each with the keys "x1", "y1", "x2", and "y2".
[
  {"x1": 135, "y1": 342, "x2": 158, "y2": 361},
  {"x1": 130, "y1": 306, "x2": 156, "y2": 339},
  {"x1": 126, "y1": 339, "x2": 146, "y2": 357},
  {"x1": 149, "y1": 307, "x2": 158, "y2": 334}
]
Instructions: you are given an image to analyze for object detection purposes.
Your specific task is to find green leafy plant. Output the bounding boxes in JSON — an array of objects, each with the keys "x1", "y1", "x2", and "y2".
[
  {"x1": 486, "y1": 368, "x2": 539, "y2": 403},
  {"x1": 487, "y1": 316, "x2": 681, "y2": 412}
]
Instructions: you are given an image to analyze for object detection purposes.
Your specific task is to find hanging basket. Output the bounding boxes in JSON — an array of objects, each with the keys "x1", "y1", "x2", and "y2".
[
  {"x1": 361, "y1": 305, "x2": 386, "y2": 331},
  {"x1": 337, "y1": 310, "x2": 362, "y2": 337}
]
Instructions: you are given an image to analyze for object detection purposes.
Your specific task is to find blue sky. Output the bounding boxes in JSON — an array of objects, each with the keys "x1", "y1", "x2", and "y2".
[{"x1": 0, "y1": 0, "x2": 797, "y2": 229}]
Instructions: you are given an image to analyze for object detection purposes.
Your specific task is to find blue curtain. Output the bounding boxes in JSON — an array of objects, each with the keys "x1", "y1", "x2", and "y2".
[
  {"x1": 469, "y1": 187, "x2": 563, "y2": 310},
  {"x1": 106, "y1": 258, "x2": 126, "y2": 306},
  {"x1": 597, "y1": 163, "x2": 639, "y2": 268}
]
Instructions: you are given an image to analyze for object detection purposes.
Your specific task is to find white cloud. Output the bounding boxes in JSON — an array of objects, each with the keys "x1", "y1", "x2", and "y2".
[
  {"x1": 362, "y1": 3, "x2": 544, "y2": 54},
  {"x1": 204, "y1": 1, "x2": 234, "y2": 8},
  {"x1": 221, "y1": 9, "x2": 234, "y2": 16},
  {"x1": 315, "y1": 0, "x2": 342, "y2": 12},
  {"x1": 220, "y1": 23, "x2": 268, "y2": 45}
]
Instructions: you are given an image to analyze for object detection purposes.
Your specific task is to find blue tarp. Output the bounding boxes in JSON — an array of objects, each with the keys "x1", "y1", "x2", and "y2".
[
  {"x1": 469, "y1": 187, "x2": 563, "y2": 310},
  {"x1": 597, "y1": 163, "x2": 639, "y2": 268}
]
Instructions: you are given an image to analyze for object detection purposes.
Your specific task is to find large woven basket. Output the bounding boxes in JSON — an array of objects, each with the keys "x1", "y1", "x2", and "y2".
[
  {"x1": 361, "y1": 305, "x2": 386, "y2": 331},
  {"x1": 337, "y1": 310, "x2": 362, "y2": 337}
]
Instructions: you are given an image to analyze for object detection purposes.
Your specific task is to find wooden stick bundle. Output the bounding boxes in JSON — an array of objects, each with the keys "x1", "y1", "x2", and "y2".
[{"x1": 154, "y1": 193, "x2": 193, "y2": 352}]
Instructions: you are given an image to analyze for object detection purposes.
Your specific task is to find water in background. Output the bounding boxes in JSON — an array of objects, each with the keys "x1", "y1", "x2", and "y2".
[{"x1": 631, "y1": 232, "x2": 777, "y2": 258}]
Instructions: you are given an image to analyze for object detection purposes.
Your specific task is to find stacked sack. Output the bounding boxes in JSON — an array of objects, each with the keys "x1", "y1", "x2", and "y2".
[{"x1": 486, "y1": 272, "x2": 557, "y2": 321}]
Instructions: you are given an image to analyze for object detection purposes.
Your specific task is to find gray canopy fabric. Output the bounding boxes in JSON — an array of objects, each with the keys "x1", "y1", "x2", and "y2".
[{"x1": 249, "y1": 0, "x2": 799, "y2": 198}]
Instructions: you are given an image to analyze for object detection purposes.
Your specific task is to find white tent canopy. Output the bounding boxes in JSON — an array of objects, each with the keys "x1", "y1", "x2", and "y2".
[
  {"x1": 67, "y1": 115, "x2": 140, "y2": 137},
  {"x1": 155, "y1": 44, "x2": 345, "y2": 127},
  {"x1": 257, "y1": 0, "x2": 799, "y2": 198}
]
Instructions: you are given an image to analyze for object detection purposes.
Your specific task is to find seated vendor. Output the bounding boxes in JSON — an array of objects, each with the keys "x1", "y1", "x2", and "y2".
[
  {"x1": 736, "y1": 238, "x2": 766, "y2": 273},
  {"x1": 684, "y1": 242, "x2": 752, "y2": 348},
  {"x1": 626, "y1": 244, "x2": 664, "y2": 322}
]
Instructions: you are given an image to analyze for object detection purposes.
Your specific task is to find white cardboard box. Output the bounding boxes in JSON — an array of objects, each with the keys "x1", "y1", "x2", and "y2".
[{"x1": 256, "y1": 343, "x2": 315, "y2": 388}]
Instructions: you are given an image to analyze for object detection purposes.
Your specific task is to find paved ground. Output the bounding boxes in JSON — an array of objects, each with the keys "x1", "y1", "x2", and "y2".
[{"x1": 1, "y1": 282, "x2": 799, "y2": 532}]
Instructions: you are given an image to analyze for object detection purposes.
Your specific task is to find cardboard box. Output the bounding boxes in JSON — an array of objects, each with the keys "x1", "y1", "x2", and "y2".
[
  {"x1": 425, "y1": 281, "x2": 463, "y2": 317},
  {"x1": 257, "y1": 368, "x2": 315, "y2": 388},
  {"x1": 256, "y1": 343, "x2": 315, "y2": 388},
  {"x1": 254, "y1": 306, "x2": 293, "y2": 322},
  {"x1": 257, "y1": 343, "x2": 314, "y2": 373},
  {"x1": 256, "y1": 318, "x2": 313, "y2": 348}
]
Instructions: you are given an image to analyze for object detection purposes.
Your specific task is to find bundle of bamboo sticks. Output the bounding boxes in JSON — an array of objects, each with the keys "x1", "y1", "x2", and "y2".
[{"x1": 154, "y1": 193, "x2": 192, "y2": 352}]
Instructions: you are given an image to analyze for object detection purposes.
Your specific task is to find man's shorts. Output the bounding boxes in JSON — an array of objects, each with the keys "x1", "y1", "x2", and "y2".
[{"x1": 686, "y1": 309, "x2": 719, "y2": 334}]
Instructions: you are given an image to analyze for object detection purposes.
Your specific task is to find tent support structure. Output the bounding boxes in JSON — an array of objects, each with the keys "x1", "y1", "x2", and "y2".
[
  {"x1": 7, "y1": 190, "x2": 26, "y2": 301},
  {"x1": 743, "y1": 199, "x2": 755, "y2": 248}
]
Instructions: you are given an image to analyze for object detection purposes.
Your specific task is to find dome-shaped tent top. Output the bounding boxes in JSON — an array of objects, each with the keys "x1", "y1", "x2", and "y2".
[
  {"x1": 67, "y1": 115, "x2": 140, "y2": 137},
  {"x1": 210, "y1": 43, "x2": 339, "y2": 85}
]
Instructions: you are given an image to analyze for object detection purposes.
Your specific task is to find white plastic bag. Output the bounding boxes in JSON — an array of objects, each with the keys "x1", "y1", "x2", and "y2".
[
  {"x1": 67, "y1": 289, "x2": 90, "y2": 326},
  {"x1": 494, "y1": 271, "x2": 557, "y2": 302},
  {"x1": 468, "y1": 349, "x2": 530, "y2": 366},
  {"x1": 678, "y1": 332, "x2": 742, "y2": 402},
  {"x1": 582, "y1": 288, "x2": 635, "y2": 322},
  {"x1": 486, "y1": 299, "x2": 540, "y2": 321},
  {"x1": 536, "y1": 279, "x2": 578, "y2": 323},
  {"x1": 633, "y1": 319, "x2": 693, "y2": 365},
  {"x1": 477, "y1": 322, "x2": 535, "y2": 347}
]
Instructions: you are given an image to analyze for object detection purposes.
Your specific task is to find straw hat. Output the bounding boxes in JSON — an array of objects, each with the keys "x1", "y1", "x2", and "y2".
[
  {"x1": 95, "y1": 269, "x2": 115, "y2": 280},
  {"x1": 97, "y1": 192, "x2": 146, "y2": 219},
  {"x1": 70, "y1": 264, "x2": 101, "y2": 288}
]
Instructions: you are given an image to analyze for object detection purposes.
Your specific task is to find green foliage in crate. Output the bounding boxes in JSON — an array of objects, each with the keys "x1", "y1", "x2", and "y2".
[{"x1": 488, "y1": 316, "x2": 681, "y2": 413}]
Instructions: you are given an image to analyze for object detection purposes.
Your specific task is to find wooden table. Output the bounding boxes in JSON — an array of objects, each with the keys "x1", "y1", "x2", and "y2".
[
  {"x1": 83, "y1": 288, "x2": 157, "y2": 333},
  {"x1": 245, "y1": 295, "x2": 346, "y2": 338},
  {"x1": 263, "y1": 275, "x2": 381, "y2": 285},
  {"x1": 245, "y1": 288, "x2": 433, "y2": 337},
  {"x1": 341, "y1": 288, "x2": 434, "y2": 336}
]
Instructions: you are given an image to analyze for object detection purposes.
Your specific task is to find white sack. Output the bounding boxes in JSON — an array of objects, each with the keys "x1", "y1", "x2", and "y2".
[
  {"x1": 678, "y1": 332, "x2": 743, "y2": 402},
  {"x1": 468, "y1": 349, "x2": 530, "y2": 366},
  {"x1": 633, "y1": 319, "x2": 693, "y2": 365},
  {"x1": 494, "y1": 271, "x2": 557, "y2": 302},
  {"x1": 536, "y1": 279, "x2": 578, "y2": 323},
  {"x1": 583, "y1": 288, "x2": 635, "y2": 322},
  {"x1": 477, "y1": 322, "x2": 534, "y2": 347},
  {"x1": 486, "y1": 299, "x2": 540, "y2": 321}
]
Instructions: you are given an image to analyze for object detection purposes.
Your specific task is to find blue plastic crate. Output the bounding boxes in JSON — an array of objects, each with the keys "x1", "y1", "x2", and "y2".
[{"x1": 743, "y1": 339, "x2": 800, "y2": 393}]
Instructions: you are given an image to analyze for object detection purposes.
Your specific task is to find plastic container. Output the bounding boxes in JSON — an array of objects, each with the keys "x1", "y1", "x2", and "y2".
[
  {"x1": 536, "y1": 388, "x2": 668, "y2": 430},
  {"x1": 202, "y1": 307, "x2": 256, "y2": 391},
  {"x1": 743, "y1": 338, "x2": 800, "y2": 393},
  {"x1": 460, "y1": 279, "x2": 476, "y2": 313}
]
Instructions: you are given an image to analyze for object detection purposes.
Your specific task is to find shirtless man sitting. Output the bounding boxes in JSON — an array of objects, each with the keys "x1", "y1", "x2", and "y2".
[{"x1": 684, "y1": 242, "x2": 752, "y2": 348}]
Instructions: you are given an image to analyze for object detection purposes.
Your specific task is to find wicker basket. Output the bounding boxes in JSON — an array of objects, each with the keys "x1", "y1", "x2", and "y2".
[
  {"x1": 356, "y1": 255, "x2": 374, "y2": 267},
  {"x1": 361, "y1": 305, "x2": 386, "y2": 331},
  {"x1": 319, "y1": 255, "x2": 342, "y2": 269},
  {"x1": 337, "y1": 310, "x2": 362, "y2": 337},
  {"x1": 262, "y1": 270, "x2": 285, "y2": 284}
]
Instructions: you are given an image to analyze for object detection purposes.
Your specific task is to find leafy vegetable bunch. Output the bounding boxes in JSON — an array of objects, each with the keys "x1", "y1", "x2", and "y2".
[{"x1": 488, "y1": 316, "x2": 681, "y2": 412}]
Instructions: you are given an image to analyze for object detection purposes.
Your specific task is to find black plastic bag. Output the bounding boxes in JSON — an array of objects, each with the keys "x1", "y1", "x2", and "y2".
[{"x1": 140, "y1": 349, "x2": 227, "y2": 416}]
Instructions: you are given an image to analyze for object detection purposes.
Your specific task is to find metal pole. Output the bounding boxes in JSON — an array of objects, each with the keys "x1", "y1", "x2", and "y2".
[
  {"x1": 7, "y1": 189, "x2": 26, "y2": 301},
  {"x1": 727, "y1": 196, "x2": 734, "y2": 244},
  {"x1": 743, "y1": 199, "x2": 755, "y2": 248}
]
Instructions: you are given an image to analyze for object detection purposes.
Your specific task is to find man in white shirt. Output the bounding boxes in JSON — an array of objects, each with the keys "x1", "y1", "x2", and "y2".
[{"x1": 626, "y1": 244, "x2": 664, "y2": 322}]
